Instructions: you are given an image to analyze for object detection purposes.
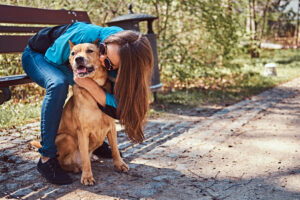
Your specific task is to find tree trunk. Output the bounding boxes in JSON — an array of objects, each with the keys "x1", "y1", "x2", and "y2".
[
  {"x1": 295, "y1": 0, "x2": 300, "y2": 46},
  {"x1": 248, "y1": 0, "x2": 259, "y2": 57},
  {"x1": 259, "y1": 0, "x2": 272, "y2": 48},
  {"x1": 248, "y1": 0, "x2": 256, "y2": 40}
]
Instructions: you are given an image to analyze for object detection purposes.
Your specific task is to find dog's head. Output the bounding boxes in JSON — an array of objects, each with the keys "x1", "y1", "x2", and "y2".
[{"x1": 69, "y1": 40, "x2": 107, "y2": 84}]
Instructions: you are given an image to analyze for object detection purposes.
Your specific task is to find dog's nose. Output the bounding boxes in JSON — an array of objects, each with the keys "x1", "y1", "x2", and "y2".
[{"x1": 75, "y1": 56, "x2": 84, "y2": 64}]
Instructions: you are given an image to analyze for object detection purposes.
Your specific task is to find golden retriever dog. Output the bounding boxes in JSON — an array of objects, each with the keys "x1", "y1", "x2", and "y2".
[{"x1": 32, "y1": 41, "x2": 128, "y2": 185}]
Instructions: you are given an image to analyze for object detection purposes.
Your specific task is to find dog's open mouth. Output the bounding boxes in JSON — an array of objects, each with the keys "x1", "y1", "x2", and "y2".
[{"x1": 76, "y1": 65, "x2": 95, "y2": 77}]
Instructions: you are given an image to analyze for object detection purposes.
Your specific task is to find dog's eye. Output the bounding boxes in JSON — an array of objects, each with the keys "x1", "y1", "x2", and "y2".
[
  {"x1": 71, "y1": 52, "x2": 75, "y2": 56},
  {"x1": 86, "y1": 49, "x2": 93, "y2": 53}
]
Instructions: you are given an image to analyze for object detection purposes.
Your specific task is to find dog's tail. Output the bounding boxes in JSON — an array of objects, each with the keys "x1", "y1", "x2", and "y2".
[{"x1": 30, "y1": 140, "x2": 42, "y2": 149}]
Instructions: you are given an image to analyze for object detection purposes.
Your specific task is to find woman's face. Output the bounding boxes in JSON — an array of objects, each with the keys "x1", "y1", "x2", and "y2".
[{"x1": 99, "y1": 43, "x2": 120, "y2": 70}]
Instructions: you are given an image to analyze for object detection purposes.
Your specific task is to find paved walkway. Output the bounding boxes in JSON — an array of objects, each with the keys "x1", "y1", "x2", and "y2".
[{"x1": 1, "y1": 77, "x2": 300, "y2": 199}]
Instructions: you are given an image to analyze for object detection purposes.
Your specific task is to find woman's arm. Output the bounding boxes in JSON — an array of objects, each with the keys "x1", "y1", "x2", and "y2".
[{"x1": 73, "y1": 76, "x2": 106, "y2": 106}]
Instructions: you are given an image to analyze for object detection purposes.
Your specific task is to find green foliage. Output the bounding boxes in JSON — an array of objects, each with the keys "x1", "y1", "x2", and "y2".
[
  {"x1": 0, "y1": 0, "x2": 249, "y2": 88},
  {"x1": 139, "y1": 0, "x2": 247, "y2": 87},
  {"x1": 188, "y1": 1, "x2": 243, "y2": 60}
]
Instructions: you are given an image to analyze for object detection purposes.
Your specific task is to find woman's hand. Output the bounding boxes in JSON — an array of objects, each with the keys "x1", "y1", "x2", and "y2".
[
  {"x1": 73, "y1": 75, "x2": 106, "y2": 106},
  {"x1": 73, "y1": 76, "x2": 95, "y2": 90}
]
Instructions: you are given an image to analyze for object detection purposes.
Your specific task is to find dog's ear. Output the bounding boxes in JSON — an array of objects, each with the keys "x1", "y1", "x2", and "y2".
[
  {"x1": 68, "y1": 40, "x2": 75, "y2": 50},
  {"x1": 93, "y1": 39, "x2": 100, "y2": 45}
]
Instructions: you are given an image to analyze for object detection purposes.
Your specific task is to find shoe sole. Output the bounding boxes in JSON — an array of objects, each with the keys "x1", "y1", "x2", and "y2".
[{"x1": 37, "y1": 167, "x2": 72, "y2": 185}]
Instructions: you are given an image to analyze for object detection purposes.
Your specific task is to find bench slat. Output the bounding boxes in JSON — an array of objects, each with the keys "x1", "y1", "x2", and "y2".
[
  {"x1": 0, "y1": 5, "x2": 93, "y2": 105},
  {"x1": 0, "y1": 5, "x2": 91, "y2": 25},
  {"x1": 0, "y1": 35, "x2": 32, "y2": 53},
  {"x1": 0, "y1": 74, "x2": 32, "y2": 88},
  {"x1": 0, "y1": 26, "x2": 47, "y2": 33}
]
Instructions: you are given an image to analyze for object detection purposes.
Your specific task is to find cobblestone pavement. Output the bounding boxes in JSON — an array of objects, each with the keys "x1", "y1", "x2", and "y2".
[{"x1": 1, "y1": 77, "x2": 300, "y2": 199}]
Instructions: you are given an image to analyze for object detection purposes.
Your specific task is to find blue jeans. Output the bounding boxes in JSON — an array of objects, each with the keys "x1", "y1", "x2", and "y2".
[{"x1": 22, "y1": 46, "x2": 73, "y2": 158}]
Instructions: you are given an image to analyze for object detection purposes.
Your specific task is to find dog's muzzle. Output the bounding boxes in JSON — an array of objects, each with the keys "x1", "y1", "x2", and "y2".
[
  {"x1": 74, "y1": 56, "x2": 95, "y2": 77},
  {"x1": 76, "y1": 65, "x2": 95, "y2": 77}
]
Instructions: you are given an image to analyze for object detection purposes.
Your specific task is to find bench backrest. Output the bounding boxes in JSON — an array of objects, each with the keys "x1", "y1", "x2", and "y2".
[{"x1": 0, "y1": 4, "x2": 91, "y2": 53}]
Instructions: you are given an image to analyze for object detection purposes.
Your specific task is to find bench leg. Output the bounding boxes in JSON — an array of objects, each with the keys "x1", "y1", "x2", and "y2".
[{"x1": 0, "y1": 87, "x2": 11, "y2": 105}]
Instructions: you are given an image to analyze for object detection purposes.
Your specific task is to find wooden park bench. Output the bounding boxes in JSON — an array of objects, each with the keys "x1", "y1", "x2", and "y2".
[
  {"x1": 0, "y1": 4, "x2": 91, "y2": 104},
  {"x1": 0, "y1": 4, "x2": 162, "y2": 105}
]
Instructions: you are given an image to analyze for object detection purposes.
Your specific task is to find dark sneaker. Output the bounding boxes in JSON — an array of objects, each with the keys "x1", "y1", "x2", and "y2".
[
  {"x1": 37, "y1": 157, "x2": 72, "y2": 185},
  {"x1": 93, "y1": 141, "x2": 123, "y2": 158}
]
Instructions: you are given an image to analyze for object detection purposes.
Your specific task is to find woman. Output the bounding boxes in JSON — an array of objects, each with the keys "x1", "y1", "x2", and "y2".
[{"x1": 22, "y1": 22, "x2": 153, "y2": 185}]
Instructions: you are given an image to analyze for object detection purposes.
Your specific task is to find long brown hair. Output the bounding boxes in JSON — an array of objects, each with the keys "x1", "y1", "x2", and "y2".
[{"x1": 105, "y1": 30, "x2": 154, "y2": 143}]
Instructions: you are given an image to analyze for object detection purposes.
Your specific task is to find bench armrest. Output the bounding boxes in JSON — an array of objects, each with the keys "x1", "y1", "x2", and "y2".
[{"x1": 0, "y1": 74, "x2": 32, "y2": 88}]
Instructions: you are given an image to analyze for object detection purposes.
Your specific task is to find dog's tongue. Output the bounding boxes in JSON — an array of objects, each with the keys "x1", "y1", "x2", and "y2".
[{"x1": 77, "y1": 67, "x2": 87, "y2": 73}]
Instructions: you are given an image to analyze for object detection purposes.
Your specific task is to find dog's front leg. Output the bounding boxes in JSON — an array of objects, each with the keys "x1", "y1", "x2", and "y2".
[
  {"x1": 107, "y1": 127, "x2": 129, "y2": 172},
  {"x1": 78, "y1": 133, "x2": 95, "y2": 185}
]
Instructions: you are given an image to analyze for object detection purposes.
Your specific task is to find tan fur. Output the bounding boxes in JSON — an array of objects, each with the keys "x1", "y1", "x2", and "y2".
[{"x1": 32, "y1": 42, "x2": 128, "y2": 185}]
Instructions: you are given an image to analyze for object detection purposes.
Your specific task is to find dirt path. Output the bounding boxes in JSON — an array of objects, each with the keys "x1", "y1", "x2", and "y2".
[{"x1": 1, "y1": 77, "x2": 300, "y2": 199}]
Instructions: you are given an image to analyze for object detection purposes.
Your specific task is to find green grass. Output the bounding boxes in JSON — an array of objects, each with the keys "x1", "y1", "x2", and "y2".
[
  {"x1": 0, "y1": 100, "x2": 41, "y2": 130},
  {"x1": 152, "y1": 48, "x2": 300, "y2": 114}
]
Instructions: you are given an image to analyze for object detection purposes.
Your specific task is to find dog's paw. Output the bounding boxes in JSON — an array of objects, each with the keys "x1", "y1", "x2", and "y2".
[
  {"x1": 81, "y1": 175, "x2": 95, "y2": 186},
  {"x1": 114, "y1": 160, "x2": 129, "y2": 172}
]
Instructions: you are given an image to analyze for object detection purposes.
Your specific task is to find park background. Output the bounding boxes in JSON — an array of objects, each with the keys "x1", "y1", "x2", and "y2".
[{"x1": 0, "y1": 0, "x2": 300, "y2": 128}]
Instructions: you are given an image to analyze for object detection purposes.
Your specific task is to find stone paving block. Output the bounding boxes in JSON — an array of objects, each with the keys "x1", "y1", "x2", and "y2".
[
  {"x1": 38, "y1": 187, "x2": 61, "y2": 199},
  {"x1": 7, "y1": 154, "x2": 24, "y2": 164},
  {"x1": 16, "y1": 162, "x2": 36, "y2": 172},
  {"x1": 13, "y1": 172, "x2": 35, "y2": 182},
  {"x1": 0, "y1": 174, "x2": 8, "y2": 182},
  {"x1": 9, "y1": 187, "x2": 34, "y2": 199},
  {"x1": 32, "y1": 182, "x2": 44, "y2": 191},
  {"x1": 129, "y1": 184, "x2": 158, "y2": 198},
  {"x1": 152, "y1": 175, "x2": 174, "y2": 182},
  {"x1": 0, "y1": 143, "x2": 16, "y2": 149},
  {"x1": 0, "y1": 138, "x2": 10, "y2": 144},
  {"x1": 0, "y1": 131, "x2": 7, "y2": 136},
  {"x1": 11, "y1": 138, "x2": 27, "y2": 144},
  {"x1": 8, "y1": 170, "x2": 21, "y2": 177},
  {"x1": 9, "y1": 133, "x2": 21, "y2": 137},
  {"x1": 24, "y1": 134, "x2": 38, "y2": 141},
  {"x1": 1, "y1": 148, "x2": 18, "y2": 156},
  {"x1": 21, "y1": 151, "x2": 40, "y2": 160},
  {"x1": 5, "y1": 183, "x2": 19, "y2": 191}
]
